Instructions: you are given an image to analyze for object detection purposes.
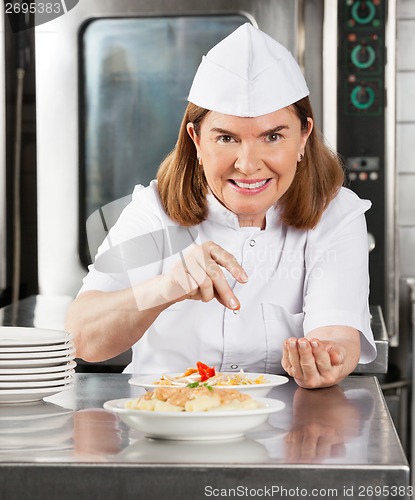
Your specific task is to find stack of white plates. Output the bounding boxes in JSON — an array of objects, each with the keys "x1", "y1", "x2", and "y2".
[{"x1": 0, "y1": 327, "x2": 76, "y2": 404}]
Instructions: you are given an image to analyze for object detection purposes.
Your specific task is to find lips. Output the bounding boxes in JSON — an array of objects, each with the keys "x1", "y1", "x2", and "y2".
[
  {"x1": 228, "y1": 178, "x2": 271, "y2": 193},
  {"x1": 232, "y1": 179, "x2": 268, "y2": 189}
]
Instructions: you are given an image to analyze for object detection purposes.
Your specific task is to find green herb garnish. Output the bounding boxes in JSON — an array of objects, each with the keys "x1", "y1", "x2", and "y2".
[{"x1": 186, "y1": 382, "x2": 213, "y2": 390}]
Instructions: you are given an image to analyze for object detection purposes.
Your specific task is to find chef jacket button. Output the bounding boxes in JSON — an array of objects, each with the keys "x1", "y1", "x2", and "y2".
[
  {"x1": 230, "y1": 364, "x2": 238, "y2": 369},
  {"x1": 249, "y1": 239, "x2": 256, "y2": 247}
]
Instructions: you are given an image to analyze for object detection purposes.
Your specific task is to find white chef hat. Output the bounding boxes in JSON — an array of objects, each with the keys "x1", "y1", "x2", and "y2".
[{"x1": 187, "y1": 23, "x2": 309, "y2": 117}]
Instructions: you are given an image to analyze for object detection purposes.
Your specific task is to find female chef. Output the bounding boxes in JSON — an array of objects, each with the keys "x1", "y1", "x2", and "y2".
[{"x1": 65, "y1": 23, "x2": 376, "y2": 388}]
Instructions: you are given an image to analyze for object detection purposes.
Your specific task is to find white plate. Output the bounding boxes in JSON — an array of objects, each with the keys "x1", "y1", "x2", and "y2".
[
  {"x1": 0, "y1": 354, "x2": 75, "y2": 368},
  {"x1": 129, "y1": 372, "x2": 289, "y2": 398},
  {"x1": 0, "y1": 360, "x2": 76, "y2": 375},
  {"x1": 0, "y1": 374, "x2": 74, "y2": 389},
  {"x1": 103, "y1": 397, "x2": 285, "y2": 440},
  {"x1": 0, "y1": 327, "x2": 72, "y2": 347},
  {"x1": 0, "y1": 383, "x2": 74, "y2": 404},
  {"x1": 0, "y1": 366, "x2": 75, "y2": 382},
  {"x1": 0, "y1": 342, "x2": 74, "y2": 354},
  {"x1": 0, "y1": 346, "x2": 75, "y2": 360}
]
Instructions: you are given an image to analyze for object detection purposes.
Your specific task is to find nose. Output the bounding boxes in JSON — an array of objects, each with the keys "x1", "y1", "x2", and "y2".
[{"x1": 234, "y1": 144, "x2": 262, "y2": 175}]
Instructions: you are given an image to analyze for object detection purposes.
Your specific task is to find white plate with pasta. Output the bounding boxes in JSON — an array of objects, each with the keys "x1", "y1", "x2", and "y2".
[
  {"x1": 103, "y1": 396, "x2": 285, "y2": 440},
  {"x1": 129, "y1": 370, "x2": 288, "y2": 398}
]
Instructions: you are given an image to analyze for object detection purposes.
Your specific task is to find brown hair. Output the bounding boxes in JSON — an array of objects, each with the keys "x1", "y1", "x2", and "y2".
[{"x1": 157, "y1": 98, "x2": 344, "y2": 230}]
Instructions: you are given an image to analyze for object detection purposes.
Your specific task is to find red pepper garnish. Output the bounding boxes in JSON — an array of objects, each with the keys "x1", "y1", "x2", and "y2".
[{"x1": 196, "y1": 361, "x2": 216, "y2": 382}]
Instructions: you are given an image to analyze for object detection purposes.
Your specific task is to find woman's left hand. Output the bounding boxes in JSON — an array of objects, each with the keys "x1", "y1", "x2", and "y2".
[{"x1": 281, "y1": 337, "x2": 348, "y2": 389}]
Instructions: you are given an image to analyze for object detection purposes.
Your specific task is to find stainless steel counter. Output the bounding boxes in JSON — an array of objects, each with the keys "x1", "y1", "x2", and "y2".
[
  {"x1": 0, "y1": 295, "x2": 388, "y2": 373},
  {"x1": 0, "y1": 374, "x2": 409, "y2": 500}
]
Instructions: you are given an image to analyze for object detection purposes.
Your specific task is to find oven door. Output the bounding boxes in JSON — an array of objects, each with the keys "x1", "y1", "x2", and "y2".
[{"x1": 35, "y1": 0, "x2": 325, "y2": 298}]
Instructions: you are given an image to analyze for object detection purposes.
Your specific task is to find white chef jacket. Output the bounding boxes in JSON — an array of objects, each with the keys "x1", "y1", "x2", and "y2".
[{"x1": 80, "y1": 180, "x2": 377, "y2": 374}]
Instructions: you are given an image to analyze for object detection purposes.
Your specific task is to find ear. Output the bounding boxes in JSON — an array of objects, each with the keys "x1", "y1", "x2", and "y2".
[
  {"x1": 186, "y1": 122, "x2": 201, "y2": 150},
  {"x1": 300, "y1": 117, "x2": 313, "y2": 153},
  {"x1": 186, "y1": 122, "x2": 201, "y2": 158}
]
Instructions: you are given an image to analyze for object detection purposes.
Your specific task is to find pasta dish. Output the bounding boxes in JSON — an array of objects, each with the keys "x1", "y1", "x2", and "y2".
[{"x1": 125, "y1": 385, "x2": 262, "y2": 412}]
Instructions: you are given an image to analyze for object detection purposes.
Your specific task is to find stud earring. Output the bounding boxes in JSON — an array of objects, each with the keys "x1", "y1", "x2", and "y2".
[{"x1": 299, "y1": 154, "x2": 304, "y2": 162}]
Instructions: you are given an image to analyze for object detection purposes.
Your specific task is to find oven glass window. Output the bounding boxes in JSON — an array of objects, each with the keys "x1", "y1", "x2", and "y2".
[{"x1": 80, "y1": 15, "x2": 248, "y2": 265}]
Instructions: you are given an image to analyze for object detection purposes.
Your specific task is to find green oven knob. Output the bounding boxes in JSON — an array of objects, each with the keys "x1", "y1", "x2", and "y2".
[
  {"x1": 351, "y1": 44, "x2": 376, "y2": 69},
  {"x1": 351, "y1": 85, "x2": 376, "y2": 109},
  {"x1": 351, "y1": 1, "x2": 376, "y2": 24}
]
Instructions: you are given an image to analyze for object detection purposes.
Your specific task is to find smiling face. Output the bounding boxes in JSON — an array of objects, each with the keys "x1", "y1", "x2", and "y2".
[{"x1": 187, "y1": 107, "x2": 313, "y2": 229}]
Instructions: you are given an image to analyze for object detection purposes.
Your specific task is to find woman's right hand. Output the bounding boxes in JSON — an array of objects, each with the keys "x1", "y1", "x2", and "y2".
[
  {"x1": 66, "y1": 241, "x2": 247, "y2": 362},
  {"x1": 159, "y1": 241, "x2": 248, "y2": 310}
]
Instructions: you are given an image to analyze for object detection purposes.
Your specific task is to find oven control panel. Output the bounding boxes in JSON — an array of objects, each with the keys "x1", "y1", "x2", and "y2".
[{"x1": 337, "y1": 0, "x2": 387, "y2": 309}]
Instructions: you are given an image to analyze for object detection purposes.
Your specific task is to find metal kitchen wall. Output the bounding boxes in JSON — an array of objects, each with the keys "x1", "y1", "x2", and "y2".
[
  {"x1": 396, "y1": 0, "x2": 415, "y2": 470},
  {"x1": 396, "y1": 0, "x2": 415, "y2": 379}
]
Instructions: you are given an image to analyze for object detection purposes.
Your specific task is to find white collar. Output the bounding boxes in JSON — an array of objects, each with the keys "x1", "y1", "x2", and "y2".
[{"x1": 205, "y1": 191, "x2": 281, "y2": 231}]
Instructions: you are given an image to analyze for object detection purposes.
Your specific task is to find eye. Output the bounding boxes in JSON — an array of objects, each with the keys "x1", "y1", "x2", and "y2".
[
  {"x1": 217, "y1": 135, "x2": 235, "y2": 143},
  {"x1": 265, "y1": 133, "x2": 282, "y2": 143}
]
